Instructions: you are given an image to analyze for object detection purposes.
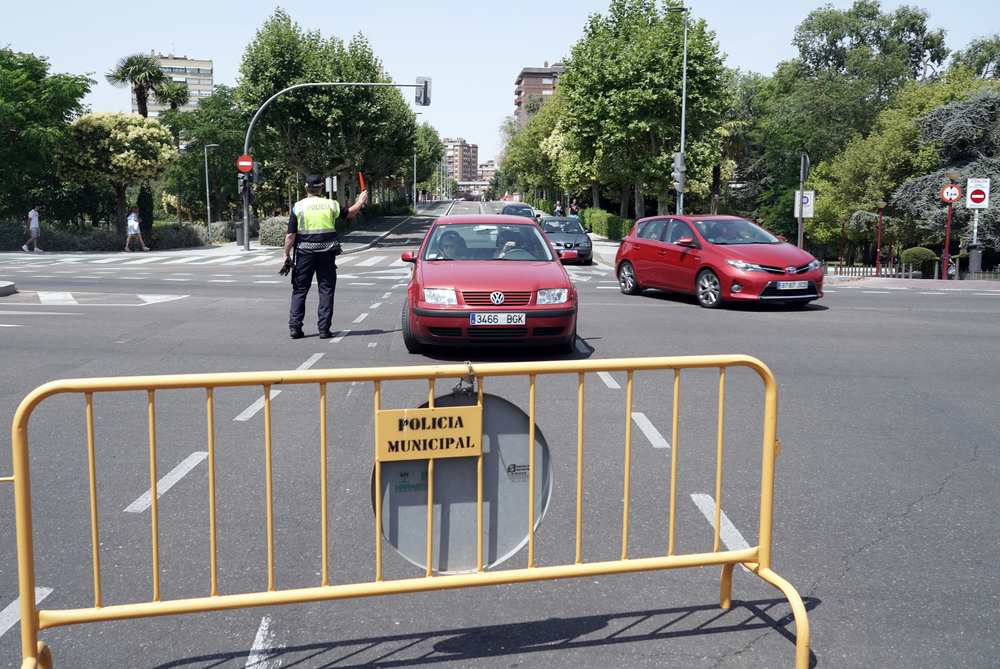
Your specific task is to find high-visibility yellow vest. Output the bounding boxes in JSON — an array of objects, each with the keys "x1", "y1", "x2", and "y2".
[{"x1": 293, "y1": 196, "x2": 340, "y2": 233}]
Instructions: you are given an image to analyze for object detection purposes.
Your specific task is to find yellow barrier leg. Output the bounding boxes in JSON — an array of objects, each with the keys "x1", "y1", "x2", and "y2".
[
  {"x1": 719, "y1": 563, "x2": 734, "y2": 609},
  {"x1": 757, "y1": 567, "x2": 811, "y2": 669}
]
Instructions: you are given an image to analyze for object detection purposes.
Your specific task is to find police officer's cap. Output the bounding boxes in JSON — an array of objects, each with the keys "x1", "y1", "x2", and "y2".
[{"x1": 305, "y1": 174, "x2": 324, "y2": 188}]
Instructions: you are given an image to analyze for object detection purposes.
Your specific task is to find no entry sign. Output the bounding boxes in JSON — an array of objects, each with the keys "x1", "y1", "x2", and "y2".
[
  {"x1": 966, "y1": 178, "x2": 990, "y2": 209},
  {"x1": 237, "y1": 155, "x2": 253, "y2": 172}
]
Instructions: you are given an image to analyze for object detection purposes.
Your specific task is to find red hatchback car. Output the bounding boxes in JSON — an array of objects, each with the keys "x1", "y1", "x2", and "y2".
[
  {"x1": 401, "y1": 216, "x2": 579, "y2": 352},
  {"x1": 615, "y1": 215, "x2": 823, "y2": 308}
]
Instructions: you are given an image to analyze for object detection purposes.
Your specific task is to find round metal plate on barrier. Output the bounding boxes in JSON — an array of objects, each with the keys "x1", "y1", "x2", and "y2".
[{"x1": 371, "y1": 392, "x2": 553, "y2": 574}]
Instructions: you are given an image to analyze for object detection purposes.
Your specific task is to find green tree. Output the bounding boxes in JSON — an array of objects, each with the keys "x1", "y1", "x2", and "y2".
[
  {"x1": 0, "y1": 48, "x2": 92, "y2": 219},
  {"x1": 559, "y1": 0, "x2": 725, "y2": 216},
  {"x1": 105, "y1": 53, "x2": 169, "y2": 118},
  {"x1": 951, "y1": 34, "x2": 1000, "y2": 79},
  {"x1": 236, "y1": 10, "x2": 414, "y2": 205},
  {"x1": 154, "y1": 81, "x2": 191, "y2": 111},
  {"x1": 54, "y1": 112, "x2": 178, "y2": 233}
]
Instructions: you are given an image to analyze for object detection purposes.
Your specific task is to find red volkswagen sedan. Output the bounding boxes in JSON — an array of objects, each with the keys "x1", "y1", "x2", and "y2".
[
  {"x1": 615, "y1": 215, "x2": 823, "y2": 308},
  {"x1": 401, "y1": 216, "x2": 579, "y2": 352}
]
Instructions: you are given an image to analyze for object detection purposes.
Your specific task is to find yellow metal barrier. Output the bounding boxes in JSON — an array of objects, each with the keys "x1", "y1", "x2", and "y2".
[{"x1": 8, "y1": 355, "x2": 809, "y2": 668}]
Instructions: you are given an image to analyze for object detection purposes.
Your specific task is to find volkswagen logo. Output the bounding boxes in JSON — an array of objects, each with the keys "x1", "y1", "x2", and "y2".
[
  {"x1": 490, "y1": 291, "x2": 505, "y2": 304},
  {"x1": 785, "y1": 266, "x2": 797, "y2": 275}
]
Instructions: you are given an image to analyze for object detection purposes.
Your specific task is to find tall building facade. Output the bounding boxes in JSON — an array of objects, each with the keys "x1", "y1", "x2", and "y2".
[
  {"x1": 514, "y1": 61, "x2": 564, "y2": 119},
  {"x1": 139, "y1": 51, "x2": 214, "y2": 117},
  {"x1": 443, "y1": 138, "x2": 479, "y2": 182}
]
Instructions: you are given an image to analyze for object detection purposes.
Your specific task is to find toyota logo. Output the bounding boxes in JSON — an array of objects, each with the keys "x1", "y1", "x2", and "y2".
[
  {"x1": 490, "y1": 291, "x2": 505, "y2": 304},
  {"x1": 785, "y1": 266, "x2": 797, "y2": 275}
]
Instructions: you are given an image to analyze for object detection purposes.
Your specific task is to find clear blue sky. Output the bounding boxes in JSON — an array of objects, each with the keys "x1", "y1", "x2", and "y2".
[{"x1": 3, "y1": 1, "x2": 996, "y2": 162}]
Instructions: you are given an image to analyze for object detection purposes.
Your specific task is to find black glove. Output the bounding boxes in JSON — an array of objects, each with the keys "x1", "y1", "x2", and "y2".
[{"x1": 279, "y1": 259, "x2": 294, "y2": 276}]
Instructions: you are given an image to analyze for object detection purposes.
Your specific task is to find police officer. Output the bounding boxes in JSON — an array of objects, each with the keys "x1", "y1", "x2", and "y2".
[{"x1": 285, "y1": 174, "x2": 368, "y2": 339}]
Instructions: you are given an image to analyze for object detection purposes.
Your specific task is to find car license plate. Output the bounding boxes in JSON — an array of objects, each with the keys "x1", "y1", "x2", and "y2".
[
  {"x1": 777, "y1": 281, "x2": 808, "y2": 290},
  {"x1": 470, "y1": 312, "x2": 525, "y2": 326}
]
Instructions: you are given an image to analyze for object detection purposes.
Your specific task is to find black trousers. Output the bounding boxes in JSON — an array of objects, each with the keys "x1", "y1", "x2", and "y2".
[{"x1": 288, "y1": 250, "x2": 338, "y2": 331}]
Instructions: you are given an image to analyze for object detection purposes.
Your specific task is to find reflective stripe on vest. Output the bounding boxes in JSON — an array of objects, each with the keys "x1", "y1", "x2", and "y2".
[{"x1": 293, "y1": 197, "x2": 341, "y2": 232}]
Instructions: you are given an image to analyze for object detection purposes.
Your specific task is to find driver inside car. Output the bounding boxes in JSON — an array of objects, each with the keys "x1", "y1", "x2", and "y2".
[{"x1": 494, "y1": 230, "x2": 522, "y2": 258}]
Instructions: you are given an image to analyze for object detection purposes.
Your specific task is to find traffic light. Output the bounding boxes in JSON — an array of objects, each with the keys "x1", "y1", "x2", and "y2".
[
  {"x1": 671, "y1": 151, "x2": 686, "y2": 192},
  {"x1": 251, "y1": 162, "x2": 262, "y2": 184},
  {"x1": 237, "y1": 172, "x2": 248, "y2": 194},
  {"x1": 415, "y1": 76, "x2": 432, "y2": 106}
]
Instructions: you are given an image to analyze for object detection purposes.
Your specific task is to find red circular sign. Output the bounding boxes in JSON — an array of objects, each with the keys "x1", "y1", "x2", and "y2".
[
  {"x1": 970, "y1": 189, "x2": 986, "y2": 204},
  {"x1": 237, "y1": 155, "x2": 253, "y2": 172},
  {"x1": 941, "y1": 185, "x2": 961, "y2": 203}
]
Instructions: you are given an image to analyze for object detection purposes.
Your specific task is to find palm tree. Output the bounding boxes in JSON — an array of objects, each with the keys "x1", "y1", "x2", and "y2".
[
  {"x1": 105, "y1": 53, "x2": 168, "y2": 117},
  {"x1": 154, "y1": 81, "x2": 191, "y2": 111}
]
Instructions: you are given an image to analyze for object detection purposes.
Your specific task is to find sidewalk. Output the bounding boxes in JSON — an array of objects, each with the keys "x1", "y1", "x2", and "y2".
[{"x1": 824, "y1": 273, "x2": 1000, "y2": 291}]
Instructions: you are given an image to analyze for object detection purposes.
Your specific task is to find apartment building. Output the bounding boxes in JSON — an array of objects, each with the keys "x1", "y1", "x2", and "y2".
[
  {"x1": 514, "y1": 61, "x2": 564, "y2": 118},
  {"x1": 478, "y1": 159, "x2": 497, "y2": 184},
  {"x1": 443, "y1": 137, "x2": 479, "y2": 182},
  {"x1": 140, "y1": 51, "x2": 214, "y2": 117}
]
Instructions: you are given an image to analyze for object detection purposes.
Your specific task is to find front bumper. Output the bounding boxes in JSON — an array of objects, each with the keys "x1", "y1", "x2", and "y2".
[{"x1": 410, "y1": 306, "x2": 577, "y2": 346}]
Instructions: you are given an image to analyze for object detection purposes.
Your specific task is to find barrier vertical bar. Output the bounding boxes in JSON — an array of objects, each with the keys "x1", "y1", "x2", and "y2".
[
  {"x1": 263, "y1": 384, "x2": 275, "y2": 591},
  {"x1": 13, "y1": 399, "x2": 41, "y2": 669},
  {"x1": 320, "y1": 382, "x2": 329, "y2": 586},
  {"x1": 147, "y1": 389, "x2": 161, "y2": 602},
  {"x1": 373, "y1": 381, "x2": 383, "y2": 582},
  {"x1": 668, "y1": 370, "x2": 680, "y2": 556},
  {"x1": 477, "y1": 377, "x2": 485, "y2": 573},
  {"x1": 206, "y1": 388, "x2": 219, "y2": 596},
  {"x1": 426, "y1": 457, "x2": 435, "y2": 577},
  {"x1": 528, "y1": 375, "x2": 537, "y2": 567},
  {"x1": 714, "y1": 369, "x2": 726, "y2": 553},
  {"x1": 85, "y1": 393, "x2": 102, "y2": 607},
  {"x1": 622, "y1": 371, "x2": 634, "y2": 560},
  {"x1": 575, "y1": 372, "x2": 585, "y2": 564},
  {"x1": 756, "y1": 366, "x2": 779, "y2": 571}
]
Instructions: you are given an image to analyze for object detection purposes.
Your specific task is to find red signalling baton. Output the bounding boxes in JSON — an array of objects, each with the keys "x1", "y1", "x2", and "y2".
[{"x1": 358, "y1": 172, "x2": 366, "y2": 191}]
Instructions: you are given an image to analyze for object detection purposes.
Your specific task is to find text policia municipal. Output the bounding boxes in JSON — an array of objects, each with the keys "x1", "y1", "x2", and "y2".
[{"x1": 386, "y1": 415, "x2": 477, "y2": 453}]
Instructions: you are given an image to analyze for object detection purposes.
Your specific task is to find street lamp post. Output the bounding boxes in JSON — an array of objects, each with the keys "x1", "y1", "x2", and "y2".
[
  {"x1": 942, "y1": 171, "x2": 961, "y2": 280},
  {"x1": 413, "y1": 112, "x2": 422, "y2": 207},
  {"x1": 875, "y1": 201, "x2": 886, "y2": 277},
  {"x1": 667, "y1": 6, "x2": 689, "y2": 215},
  {"x1": 204, "y1": 144, "x2": 220, "y2": 243}
]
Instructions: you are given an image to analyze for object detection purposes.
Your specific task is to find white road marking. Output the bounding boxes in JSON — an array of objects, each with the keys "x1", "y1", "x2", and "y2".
[
  {"x1": 597, "y1": 371, "x2": 620, "y2": 389},
  {"x1": 356, "y1": 255, "x2": 386, "y2": 266},
  {"x1": 234, "y1": 355, "x2": 323, "y2": 422},
  {"x1": 353, "y1": 313, "x2": 368, "y2": 323},
  {"x1": 245, "y1": 615, "x2": 284, "y2": 668},
  {"x1": 137, "y1": 294, "x2": 189, "y2": 304},
  {"x1": 0, "y1": 310, "x2": 83, "y2": 316},
  {"x1": 382, "y1": 292, "x2": 392, "y2": 299},
  {"x1": 331, "y1": 330, "x2": 349, "y2": 343},
  {"x1": 631, "y1": 412, "x2": 671, "y2": 450},
  {"x1": 38, "y1": 292, "x2": 77, "y2": 305},
  {"x1": 124, "y1": 452, "x2": 209, "y2": 513},
  {"x1": 690, "y1": 493, "x2": 752, "y2": 572},
  {"x1": 0, "y1": 587, "x2": 53, "y2": 639},
  {"x1": 163, "y1": 256, "x2": 209, "y2": 264},
  {"x1": 369, "y1": 302, "x2": 382, "y2": 309}
]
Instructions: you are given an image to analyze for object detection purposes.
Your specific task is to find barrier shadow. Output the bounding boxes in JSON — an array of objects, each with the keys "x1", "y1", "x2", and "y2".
[{"x1": 152, "y1": 596, "x2": 819, "y2": 668}]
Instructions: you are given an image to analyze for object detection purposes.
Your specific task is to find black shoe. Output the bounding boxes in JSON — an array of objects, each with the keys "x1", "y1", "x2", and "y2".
[
  {"x1": 290, "y1": 327, "x2": 304, "y2": 339},
  {"x1": 318, "y1": 329, "x2": 333, "y2": 339}
]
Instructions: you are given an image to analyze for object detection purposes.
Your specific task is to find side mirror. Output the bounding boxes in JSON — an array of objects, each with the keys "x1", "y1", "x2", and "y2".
[
  {"x1": 401, "y1": 251, "x2": 416, "y2": 263},
  {"x1": 776, "y1": 235, "x2": 787, "y2": 242},
  {"x1": 675, "y1": 237, "x2": 696, "y2": 248}
]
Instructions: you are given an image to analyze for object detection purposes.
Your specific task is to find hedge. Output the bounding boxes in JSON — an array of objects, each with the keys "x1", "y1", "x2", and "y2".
[{"x1": 587, "y1": 210, "x2": 634, "y2": 241}]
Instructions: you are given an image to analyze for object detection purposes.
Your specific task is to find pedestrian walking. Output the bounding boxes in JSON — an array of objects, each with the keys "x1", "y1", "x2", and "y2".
[
  {"x1": 125, "y1": 207, "x2": 149, "y2": 251},
  {"x1": 23, "y1": 204, "x2": 43, "y2": 253},
  {"x1": 285, "y1": 174, "x2": 368, "y2": 339},
  {"x1": 569, "y1": 198, "x2": 581, "y2": 217},
  {"x1": 553, "y1": 200, "x2": 563, "y2": 216}
]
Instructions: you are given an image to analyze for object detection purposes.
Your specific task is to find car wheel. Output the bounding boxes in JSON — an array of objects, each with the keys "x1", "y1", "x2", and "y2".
[
  {"x1": 401, "y1": 301, "x2": 423, "y2": 354},
  {"x1": 555, "y1": 331, "x2": 577, "y2": 354},
  {"x1": 617, "y1": 261, "x2": 642, "y2": 295},
  {"x1": 695, "y1": 270, "x2": 723, "y2": 308},
  {"x1": 582, "y1": 257, "x2": 593, "y2": 266}
]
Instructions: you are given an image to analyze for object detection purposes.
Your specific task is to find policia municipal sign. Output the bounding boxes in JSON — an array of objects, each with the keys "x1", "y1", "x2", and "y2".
[{"x1": 376, "y1": 405, "x2": 483, "y2": 461}]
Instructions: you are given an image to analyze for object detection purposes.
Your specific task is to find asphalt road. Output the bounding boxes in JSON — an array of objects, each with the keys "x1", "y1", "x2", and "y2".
[{"x1": 2, "y1": 204, "x2": 999, "y2": 668}]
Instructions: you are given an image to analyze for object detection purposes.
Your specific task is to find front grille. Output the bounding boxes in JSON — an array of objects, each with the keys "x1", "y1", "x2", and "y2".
[
  {"x1": 467, "y1": 327, "x2": 528, "y2": 339},
  {"x1": 462, "y1": 291, "x2": 532, "y2": 306},
  {"x1": 427, "y1": 327, "x2": 463, "y2": 337},
  {"x1": 757, "y1": 262, "x2": 815, "y2": 276}
]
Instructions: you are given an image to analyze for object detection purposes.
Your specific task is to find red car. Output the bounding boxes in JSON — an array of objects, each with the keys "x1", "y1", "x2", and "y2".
[
  {"x1": 401, "y1": 216, "x2": 579, "y2": 352},
  {"x1": 615, "y1": 215, "x2": 823, "y2": 308}
]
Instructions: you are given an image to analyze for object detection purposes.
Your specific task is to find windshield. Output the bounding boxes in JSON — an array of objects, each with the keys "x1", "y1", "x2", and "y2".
[
  {"x1": 543, "y1": 219, "x2": 586, "y2": 234},
  {"x1": 691, "y1": 218, "x2": 780, "y2": 244},
  {"x1": 422, "y1": 223, "x2": 556, "y2": 261}
]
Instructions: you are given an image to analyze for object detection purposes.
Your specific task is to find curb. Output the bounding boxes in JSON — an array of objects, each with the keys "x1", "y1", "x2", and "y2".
[{"x1": 0, "y1": 280, "x2": 16, "y2": 297}]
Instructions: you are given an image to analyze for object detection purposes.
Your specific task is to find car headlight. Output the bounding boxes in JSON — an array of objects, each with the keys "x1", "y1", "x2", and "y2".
[
  {"x1": 579, "y1": 239, "x2": 592, "y2": 248},
  {"x1": 423, "y1": 288, "x2": 457, "y2": 305},
  {"x1": 725, "y1": 258, "x2": 767, "y2": 272},
  {"x1": 537, "y1": 288, "x2": 568, "y2": 305},
  {"x1": 805, "y1": 259, "x2": 820, "y2": 272}
]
